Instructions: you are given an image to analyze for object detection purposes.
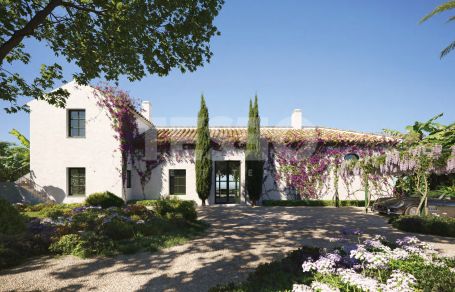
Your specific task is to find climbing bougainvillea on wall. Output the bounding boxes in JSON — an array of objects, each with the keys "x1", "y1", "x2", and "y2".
[{"x1": 94, "y1": 84, "x2": 164, "y2": 198}]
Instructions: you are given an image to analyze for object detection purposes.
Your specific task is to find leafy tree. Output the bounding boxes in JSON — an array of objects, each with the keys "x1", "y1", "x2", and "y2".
[
  {"x1": 421, "y1": 1, "x2": 455, "y2": 58},
  {"x1": 195, "y1": 95, "x2": 212, "y2": 206},
  {"x1": 384, "y1": 114, "x2": 455, "y2": 197},
  {"x1": 245, "y1": 95, "x2": 263, "y2": 206},
  {"x1": 0, "y1": 0, "x2": 224, "y2": 113},
  {"x1": 0, "y1": 129, "x2": 29, "y2": 182}
]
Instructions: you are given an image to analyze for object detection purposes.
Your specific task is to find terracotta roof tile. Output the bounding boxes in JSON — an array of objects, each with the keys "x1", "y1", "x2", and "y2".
[{"x1": 156, "y1": 127, "x2": 396, "y2": 145}]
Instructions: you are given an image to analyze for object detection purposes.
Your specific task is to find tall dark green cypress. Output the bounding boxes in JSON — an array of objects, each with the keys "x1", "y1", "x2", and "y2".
[
  {"x1": 246, "y1": 95, "x2": 263, "y2": 205},
  {"x1": 195, "y1": 95, "x2": 212, "y2": 206}
]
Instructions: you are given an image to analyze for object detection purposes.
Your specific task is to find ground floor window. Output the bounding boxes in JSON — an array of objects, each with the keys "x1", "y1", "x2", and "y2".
[
  {"x1": 169, "y1": 169, "x2": 186, "y2": 195},
  {"x1": 68, "y1": 168, "x2": 85, "y2": 196}
]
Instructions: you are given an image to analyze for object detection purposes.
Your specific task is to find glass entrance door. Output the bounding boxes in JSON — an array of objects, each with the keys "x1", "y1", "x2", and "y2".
[{"x1": 215, "y1": 161, "x2": 240, "y2": 204}]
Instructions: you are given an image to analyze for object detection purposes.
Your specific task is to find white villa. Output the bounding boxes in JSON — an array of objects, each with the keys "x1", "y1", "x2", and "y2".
[{"x1": 27, "y1": 81, "x2": 395, "y2": 205}]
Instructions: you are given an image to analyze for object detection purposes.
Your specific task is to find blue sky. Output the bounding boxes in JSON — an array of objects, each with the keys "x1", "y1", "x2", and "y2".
[{"x1": 1, "y1": 0, "x2": 455, "y2": 143}]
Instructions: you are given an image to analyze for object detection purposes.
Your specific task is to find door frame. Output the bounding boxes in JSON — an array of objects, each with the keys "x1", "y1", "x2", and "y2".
[{"x1": 214, "y1": 160, "x2": 241, "y2": 204}]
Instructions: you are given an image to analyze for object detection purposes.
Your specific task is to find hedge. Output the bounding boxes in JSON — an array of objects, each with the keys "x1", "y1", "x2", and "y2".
[
  {"x1": 85, "y1": 191, "x2": 124, "y2": 209},
  {"x1": 135, "y1": 198, "x2": 197, "y2": 221},
  {"x1": 391, "y1": 215, "x2": 455, "y2": 238},
  {"x1": 261, "y1": 200, "x2": 369, "y2": 207}
]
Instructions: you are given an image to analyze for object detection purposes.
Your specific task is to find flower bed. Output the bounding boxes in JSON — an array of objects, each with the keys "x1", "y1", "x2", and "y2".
[
  {"x1": 1, "y1": 199, "x2": 207, "y2": 270},
  {"x1": 210, "y1": 232, "x2": 455, "y2": 292},
  {"x1": 391, "y1": 215, "x2": 455, "y2": 238},
  {"x1": 262, "y1": 200, "x2": 369, "y2": 207}
]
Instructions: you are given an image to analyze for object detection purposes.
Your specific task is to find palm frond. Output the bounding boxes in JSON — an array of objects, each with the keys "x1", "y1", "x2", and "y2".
[
  {"x1": 440, "y1": 39, "x2": 455, "y2": 58},
  {"x1": 420, "y1": 0, "x2": 455, "y2": 23}
]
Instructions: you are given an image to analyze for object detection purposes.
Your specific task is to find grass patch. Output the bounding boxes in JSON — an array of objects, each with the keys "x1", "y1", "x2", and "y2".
[
  {"x1": 262, "y1": 200, "x2": 369, "y2": 207},
  {"x1": 391, "y1": 215, "x2": 455, "y2": 238}
]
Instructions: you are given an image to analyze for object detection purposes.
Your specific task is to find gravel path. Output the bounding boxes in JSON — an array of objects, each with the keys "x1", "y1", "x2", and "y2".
[{"x1": 1, "y1": 206, "x2": 455, "y2": 292}]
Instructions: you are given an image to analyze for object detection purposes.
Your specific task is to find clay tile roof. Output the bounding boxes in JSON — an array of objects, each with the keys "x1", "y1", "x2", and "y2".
[{"x1": 156, "y1": 127, "x2": 396, "y2": 145}]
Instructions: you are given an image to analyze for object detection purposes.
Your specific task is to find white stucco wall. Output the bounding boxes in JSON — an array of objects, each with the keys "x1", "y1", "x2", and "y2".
[
  {"x1": 141, "y1": 143, "x2": 393, "y2": 206},
  {"x1": 29, "y1": 81, "x2": 123, "y2": 203}
]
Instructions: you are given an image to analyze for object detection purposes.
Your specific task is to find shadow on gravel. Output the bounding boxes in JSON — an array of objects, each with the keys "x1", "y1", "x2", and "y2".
[{"x1": 2, "y1": 207, "x2": 455, "y2": 292}]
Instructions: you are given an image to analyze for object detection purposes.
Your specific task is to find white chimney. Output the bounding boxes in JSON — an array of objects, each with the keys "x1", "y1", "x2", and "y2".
[
  {"x1": 291, "y1": 109, "x2": 302, "y2": 129},
  {"x1": 141, "y1": 101, "x2": 151, "y2": 122}
]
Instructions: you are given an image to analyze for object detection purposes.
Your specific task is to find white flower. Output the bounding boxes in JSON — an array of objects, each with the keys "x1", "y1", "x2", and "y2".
[
  {"x1": 337, "y1": 268, "x2": 379, "y2": 292},
  {"x1": 311, "y1": 281, "x2": 340, "y2": 292},
  {"x1": 390, "y1": 248, "x2": 410, "y2": 260},
  {"x1": 292, "y1": 284, "x2": 312, "y2": 292},
  {"x1": 350, "y1": 245, "x2": 389, "y2": 269},
  {"x1": 381, "y1": 270, "x2": 417, "y2": 292}
]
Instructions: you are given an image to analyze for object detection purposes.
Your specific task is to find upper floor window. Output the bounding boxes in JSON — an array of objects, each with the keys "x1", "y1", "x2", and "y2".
[{"x1": 68, "y1": 110, "x2": 85, "y2": 137}]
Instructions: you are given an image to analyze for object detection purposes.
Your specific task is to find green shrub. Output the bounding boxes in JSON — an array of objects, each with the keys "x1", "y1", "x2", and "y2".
[
  {"x1": 0, "y1": 198, "x2": 25, "y2": 235},
  {"x1": 389, "y1": 255, "x2": 455, "y2": 291},
  {"x1": 392, "y1": 215, "x2": 455, "y2": 237},
  {"x1": 135, "y1": 198, "x2": 197, "y2": 221},
  {"x1": 50, "y1": 232, "x2": 115, "y2": 258},
  {"x1": 85, "y1": 191, "x2": 124, "y2": 209},
  {"x1": 49, "y1": 234, "x2": 80, "y2": 255},
  {"x1": 20, "y1": 203, "x2": 83, "y2": 219},
  {"x1": 209, "y1": 246, "x2": 320, "y2": 292},
  {"x1": 0, "y1": 242, "x2": 21, "y2": 269},
  {"x1": 102, "y1": 219, "x2": 135, "y2": 240},
  {"x1": 262, "y1": 199, "x2": 369, "y2": 207}
]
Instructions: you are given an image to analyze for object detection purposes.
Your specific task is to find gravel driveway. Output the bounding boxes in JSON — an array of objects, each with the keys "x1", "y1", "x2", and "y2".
[{"x1": 1, "y1": 206, "x2": 455, "y2": 292}]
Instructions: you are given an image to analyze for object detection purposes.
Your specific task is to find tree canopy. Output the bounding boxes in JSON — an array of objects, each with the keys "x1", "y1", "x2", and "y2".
[
  {"x1": 0, "y1": 0, "x2": 224, "y2": 112},
  {"x1": 0, "y1": 129, "x2": 29, "y2": 182}
]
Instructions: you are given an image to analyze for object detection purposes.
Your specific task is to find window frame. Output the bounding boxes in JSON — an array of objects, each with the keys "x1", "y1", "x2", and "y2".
[
  {"x1": 68, "y1": 167, "x2": 86, "y2": 196},
  {"x1": 68, "y1": 109, "x2": 86, "y2": 138},
  {"x1": 169, "y1": 169, "x2": 186, "y2": 195}
]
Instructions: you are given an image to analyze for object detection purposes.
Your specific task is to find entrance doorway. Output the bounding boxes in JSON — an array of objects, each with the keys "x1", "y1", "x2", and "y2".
[{"x1": 214, "y1": 161, "x2": 241, "y2": 204}]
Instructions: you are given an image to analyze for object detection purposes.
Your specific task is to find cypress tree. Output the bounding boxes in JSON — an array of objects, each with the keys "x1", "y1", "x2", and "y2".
[
  {"x1": 195, "y1": 95, "x2": 212, "y2": 206},
  {"x1": 246, "y1": 95, "x2": 264, "y2": 205}
]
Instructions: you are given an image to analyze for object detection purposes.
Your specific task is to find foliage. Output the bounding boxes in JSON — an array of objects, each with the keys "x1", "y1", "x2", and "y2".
[
  {"x1": 49, "y1": 232, "x2": 115, "y2": 258},
  {"x1": 1, "y1": 201, "x2": 207, "y2": 269},
  {"x1": 135, "y1": 198, "x2": 198, "y2": 222},
  {"x1": 94, "y1": 85, "x2": 164, "y2": 198},
  {"x1": 20, "y1": 202, "x2": 83, "y2": 219},
  {"x1": 195, "y1": 95, "x2": 212, "y2": 206},
  {"x1": 0, "y1": 198, "x2": 25, "y2": 235},
  {"x1": 297, "y1": 235, "x2": 455, "y2": 292},
  {"x1": 391, "y1": 215, "x2": 455, "y2": 237},
  {"x1": 421, "y1": 1, "x2": 455, "y2": 58},
  {"x1": 262, "y1": 200, "x2": 369, "y2": 207},
  {"x1": 209, "y1": 247, "x2": 320, "y2": 292},
  {"x1": 0, "y1": 129, "x2": 29, "y2": 182},
  {"x1": 0, "y1": 0, "x2": 224, "y2": 112},
  {"x1": 214, "y1": 234, "x2": 455, "y2": 292},
  {"x1": 429, "y1": 184, "x2": 455, "y2": 198},
  {"x1": 245, "y1": 96, "x2": 263, "y2": 205},
  {"x1": 85, "y1": 191, "x2": 125, "y2": 209},
  {"x1": 102, "y1": 218, "x2": 135, "y2": 240}
]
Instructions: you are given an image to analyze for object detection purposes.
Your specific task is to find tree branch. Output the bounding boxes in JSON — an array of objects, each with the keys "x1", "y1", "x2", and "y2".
[
  {"x1": 61, "y1": 1, "x2": 105, "y2": 15},
  {"x1": 0, "y1": 0, "x2": 63, "y2": 64}
]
